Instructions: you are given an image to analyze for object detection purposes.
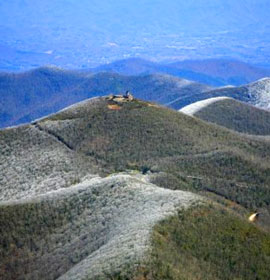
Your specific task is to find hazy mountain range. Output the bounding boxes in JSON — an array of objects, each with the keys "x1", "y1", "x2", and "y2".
[
  {"x1": 91, "y1": 58, "x2": 270, "y2": 86},
  {"x1": 1, "y1": 61, "x2": 270, "y2": 128},
  {"x1": 0, "y1": 67, "x2": 212, "y2": 128}
]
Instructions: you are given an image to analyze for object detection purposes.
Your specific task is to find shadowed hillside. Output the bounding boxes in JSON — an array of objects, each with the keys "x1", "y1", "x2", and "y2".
[{"x1": 0, "y1": 68, "x2": 210, "y2": 128}]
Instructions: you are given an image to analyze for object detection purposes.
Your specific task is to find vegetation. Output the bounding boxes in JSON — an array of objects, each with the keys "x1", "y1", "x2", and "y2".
[
  {"x1": 0, "y1": 199, "x2": 73, "y2": 279},
  {"x1": 108, "y1": 204, "x2": 270, "y2": 280},
  {"x1": 1, "y1": 96, "x2": 270, "y2": 279},
  {"x1": 195, "y1": 98, "x2": 270, "y2": 135},
  {"x1": 148, "y1": 204, "x2": 270, "y2": 280},
  {"x1": 0, "y1": 68, "x2": 210, "y2": 128},
  {"x1": 38, "y1": 97, "x2": 270, "y2": 226}
]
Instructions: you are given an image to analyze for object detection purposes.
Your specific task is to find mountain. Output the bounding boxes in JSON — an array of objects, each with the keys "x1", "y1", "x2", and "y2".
[
  {"x1": 1, "y1": 96, "x2": 270, "y2": 279},
  {"x1": 204, "y1": 78, "x2": 270, "y2": 109},
  {"x1": 91, "y1": 58, "x2": 227, "y2": 86},
  {"x1": 180, "y1": 97, "x2": 270, "y2": 135},
  {"x1": 169, "y1": 59, "x2": 270, "y2": 86},
  {"x1": 1, "y1": 66, "x2": 270, "y2": 129},
  {"x1": 0, "y1": 67, "x2": 211, "y2": 128},
  {"x1": 0, "y1": 66, "x2": 89, "y2": 127},
  {"x1": 92, "y1": 58, "x2": 270, "y2": 86},
  {"x1": 169, "y1": 77, "x2": 270, "y2": 110}
]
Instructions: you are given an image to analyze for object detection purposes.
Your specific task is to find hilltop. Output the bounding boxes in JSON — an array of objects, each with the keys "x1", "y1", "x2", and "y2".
[
  {"x1": 170, "y1": 77, "x2": 270, "y2": 110},
  {"x1": 0, "y1": 67, "x2": 210, "y2": 128},
  {"x1": 180, "y1": 97, "x2": 270, "y2": 135},
  {"x1": 1, "y1": 96, "x2": 270, "y2": 279}
]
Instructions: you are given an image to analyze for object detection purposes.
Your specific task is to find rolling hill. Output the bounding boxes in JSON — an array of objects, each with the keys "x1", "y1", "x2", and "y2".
[
  {"x1": 169, "y1": 77, "x2": 270, "y2": 110},
  {"x1": 0, "y1": 67, "x2": 211, "y2": 128},
  {"x1": 1, "y1": 96, "x2": 270, "y2": 279},
  {"x1": 1, "y1": 66, "x2": 270, "y2": 129},
  {"x1": 169, "y1": 59, "x2": 270, "y2": 86},
  {"x1": 180, "y1": 97, "x2": 270, "y2": 135},
  {"x1": 92, "y1": 58, "x2": 270, "y2": 86},
  {"x1": 206, "y1": 78, "x2": 270, "y2": 109},
  {"x1": 91, "y1": 58, "x2": 228, "y2": 86}
]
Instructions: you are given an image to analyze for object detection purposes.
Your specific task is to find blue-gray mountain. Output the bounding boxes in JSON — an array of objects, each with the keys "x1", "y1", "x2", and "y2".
[
  {"x1": 0, "y1": 67, "x2": 211, "y2": 128},
  {"x1": 1, "y1": 66, "x2": 270, "y2": 128},
  {"x1": 91, "y1": 58, "x2": 270, "y2": 86}
]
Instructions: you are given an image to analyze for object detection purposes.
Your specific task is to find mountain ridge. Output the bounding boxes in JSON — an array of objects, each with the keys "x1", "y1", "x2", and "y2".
[
  {"x1": 1, "y1": 96, "x2": 270, "y2": 279},
  {"x1": 169, "y1": 77, "x2": 270, "y2": 110},
  {"x1": 180, "y1": 97, "x2": 270, "y2": 135},
  {"x1": 0, "y1": 68, "x2": 211, "y2": 128},
  {"x1": 90, "y1": 57, "x2": 270, "y2": 86}
]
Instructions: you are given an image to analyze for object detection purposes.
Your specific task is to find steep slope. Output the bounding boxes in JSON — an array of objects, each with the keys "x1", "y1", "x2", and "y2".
[
  {"x1": 149, "y1": 203, "x2": 270, "y2": 280},
  {"x1": 247, "y1": 78, "x2": 270, "y2": 108},
  {"x1": 0, "y1": 123, "x2": 98, "y2": 201},
  {"x1": 0, "y1": 68, "x2": 210, "y2": 128},
  {"x1": 1, "y1": 96, "x2": 270, "y2": 279},
  {"x1": 180, "y1": 97, "x2": 270, "y2": 135}
]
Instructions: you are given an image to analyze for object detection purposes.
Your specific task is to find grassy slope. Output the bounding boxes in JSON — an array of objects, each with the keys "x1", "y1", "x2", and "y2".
[{"x1": 194, "y1": 99, "x2": 270, "y2": 135}]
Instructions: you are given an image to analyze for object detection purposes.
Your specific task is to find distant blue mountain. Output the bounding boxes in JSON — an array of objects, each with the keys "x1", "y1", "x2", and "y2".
[
  {"x1": 91, "y1": 58, "x2": 270, "y2": 86},
  {"x1": 0, "y1": 0, "x2": 270, "y2": 70}
]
